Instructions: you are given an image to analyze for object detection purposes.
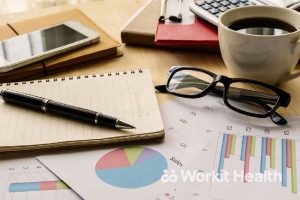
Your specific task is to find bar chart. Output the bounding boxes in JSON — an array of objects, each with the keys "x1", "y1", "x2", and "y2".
[
  {"x1": 0, "y1": 158, "x2": 81, "y2": 200},
  {"x1": 212, "y1": 133, "x2": 300, "y2": 199},
  {"x1": 9, "y1": 180, "x2": 69, "y2": 192},
  {"x1": 169, "y1": 97, "x2": 300, "y2": 200}
]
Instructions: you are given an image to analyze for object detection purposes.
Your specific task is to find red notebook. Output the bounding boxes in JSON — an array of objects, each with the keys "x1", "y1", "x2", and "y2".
[{"x1": 155, "y1": 16, "x2": 219, "y2": 47}]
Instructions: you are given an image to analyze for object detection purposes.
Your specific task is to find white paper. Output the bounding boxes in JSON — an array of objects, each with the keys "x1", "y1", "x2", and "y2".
[
  {"x1": 169, "y1": 96, "x2": 300, "y2": 200},
  {"x1": 0, "y1": 157, "x2": 81, "y2": 200},
  {"x1": 37, "y1": 99, "x2": 200, "y2": 200},
  {"x1": 38, "y1": 94, "x2": 300, "y2": 200}
]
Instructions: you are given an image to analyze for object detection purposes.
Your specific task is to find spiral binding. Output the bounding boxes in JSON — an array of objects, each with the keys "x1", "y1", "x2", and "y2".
[{"x1": 0, "y1": 69, "x2": 144, "y2": 87}]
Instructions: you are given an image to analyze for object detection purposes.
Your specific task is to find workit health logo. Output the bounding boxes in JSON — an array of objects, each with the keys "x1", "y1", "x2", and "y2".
[{"x1": 161, "y1": 169, "x2": 282, "y2": 183}]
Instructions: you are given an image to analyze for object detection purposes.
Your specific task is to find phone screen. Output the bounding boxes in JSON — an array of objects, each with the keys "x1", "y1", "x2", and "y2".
[{"x1": 0, "y1": 24, "x2": 88, "y2": 67}]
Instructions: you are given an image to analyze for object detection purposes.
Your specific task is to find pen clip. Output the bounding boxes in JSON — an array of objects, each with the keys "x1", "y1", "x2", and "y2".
[
  {"x1": 159, "y1": 0, "x2": 183, "y2": 23},
  {"x1": 0, "y1": 89, "x2": 6, "y2": 100},
  {"x1": 159, "y1": 0, "x2": 168, "y2": 22}
]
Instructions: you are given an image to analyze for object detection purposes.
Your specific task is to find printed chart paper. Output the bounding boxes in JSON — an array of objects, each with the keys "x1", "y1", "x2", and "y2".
[
  {"x1": 0, "y1": 157, "x2": 81, "y2": 200},
  {"x1": 166, "y1": 96, "x2": 300, "y2": 200},
  {"x1": 38, "y1": 95, "x2": 300, "y2": 200},
  {"x1": 37, "y1": 99, "x2": 199, "y2": 200}
]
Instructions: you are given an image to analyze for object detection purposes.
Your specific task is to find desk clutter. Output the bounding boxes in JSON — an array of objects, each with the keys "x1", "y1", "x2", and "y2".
[
  {"x1": 121, "y1": 0, "x2": 219, "y2": 51},
  {"x1": 0, "y1": 0, "x2": 299, "y2": 199},
  {"x1": 1, "y1": 95, "x2": 300, "y2": 199}
]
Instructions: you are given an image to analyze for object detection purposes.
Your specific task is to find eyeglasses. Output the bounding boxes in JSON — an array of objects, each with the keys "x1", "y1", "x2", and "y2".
[{"x1": 155, "y1": 66, "x2": 291, "y2": 125}]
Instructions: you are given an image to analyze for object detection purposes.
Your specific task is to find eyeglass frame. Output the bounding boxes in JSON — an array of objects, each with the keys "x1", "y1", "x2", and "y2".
[{"x1": 155, "y1": 66, "x2": 291, "y2": 125}]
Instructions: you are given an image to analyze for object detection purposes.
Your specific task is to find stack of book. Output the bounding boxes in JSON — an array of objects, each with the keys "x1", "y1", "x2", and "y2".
[{"x1": 121, "y1": 0, "x2": 219, "y2": 51}]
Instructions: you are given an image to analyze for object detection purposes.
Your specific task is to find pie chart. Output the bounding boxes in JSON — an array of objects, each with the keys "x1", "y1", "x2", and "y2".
[{"x1": 95, "y1": 147, "x2": 168, "y2": 189}]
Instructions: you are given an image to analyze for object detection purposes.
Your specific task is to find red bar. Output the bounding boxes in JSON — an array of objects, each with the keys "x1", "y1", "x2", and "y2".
[
  {"x1": 225, "y1": 134, "x2": 232, "y2": 158},
  {"x1": 286, "y1": 139, "x2": 292, "y2": 168},
  {"x1": 40, "y1": 181, "x2": 57, "y2": 191},
  {"x1": 244, "y1": 136, "x2": 251, "y2": 182},
  {"x1": 266, "y1": 138, "x2": 271, "y2": 156}
]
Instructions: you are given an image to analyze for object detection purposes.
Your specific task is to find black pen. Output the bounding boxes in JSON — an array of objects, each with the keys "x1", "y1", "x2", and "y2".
[{"x1": 0, "y1": 89, "x2": 135, "y2": 129}]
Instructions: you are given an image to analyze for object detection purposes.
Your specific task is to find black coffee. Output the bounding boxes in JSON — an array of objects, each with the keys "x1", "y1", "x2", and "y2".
[{"x1": 228, "y1": 17, "x2": 297, "y2": 36}]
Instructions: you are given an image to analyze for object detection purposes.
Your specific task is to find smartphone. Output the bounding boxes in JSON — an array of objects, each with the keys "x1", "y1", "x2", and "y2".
[{"x1": 0, "y1": 20, "x2": 100, "y2": 73}]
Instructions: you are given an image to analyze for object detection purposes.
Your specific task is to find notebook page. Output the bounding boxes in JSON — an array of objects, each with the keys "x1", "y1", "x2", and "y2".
[{"x1": 0, "y1": 69, "x2": 164, "y2": 149}]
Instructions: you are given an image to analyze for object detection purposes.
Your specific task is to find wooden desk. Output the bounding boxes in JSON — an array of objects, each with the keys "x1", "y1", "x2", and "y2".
[{"x1": 0, "y1": 0, "x2": 299, "y2": 116}]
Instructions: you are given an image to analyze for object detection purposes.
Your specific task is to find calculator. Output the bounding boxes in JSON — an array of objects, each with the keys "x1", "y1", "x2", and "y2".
[{"x1": 189, "y1": 0, "x2": 300, "y2": 26}]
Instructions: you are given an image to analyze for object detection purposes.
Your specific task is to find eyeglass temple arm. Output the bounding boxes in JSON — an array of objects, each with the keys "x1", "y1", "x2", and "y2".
[{"x1": 155, "y1": 84, "x2": 168, "y2": 93}]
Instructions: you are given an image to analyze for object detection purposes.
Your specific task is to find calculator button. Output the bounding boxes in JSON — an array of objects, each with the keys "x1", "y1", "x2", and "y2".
[
  {"x1": 205, "y1": 0, "x2": 214, "y2": 4},
  {"x1": 195, "y1": 0, "x2": 205, "y2": 6},
  {"x1": 218, "y1": 6, "x2": 228, "y2": 12},
  {"x1": 229, "y1": 0, "x2": 239, "y2": 4},
  {"x1": 227, "y1": 4, "x2": 237, "y2": 9},
  {"x1": 215, "y1": 13, "x2": 222, "y2": 18},
  {"x1": 240, "y1": 0, "x2": 248, "y2": 3},
  {"x1": 201, "y1": 4, "x2": 212, "y2": 9},
  {"x1": 211, "y1": 2, "x2": 220, "y2": 8},
  {"x1": 209, "y1": 8, "x2": 219, "y2": 14},
  {"x1": 237, "y1": 2, "x2": 246, "y2": 6},
  {"x1": 246, "y1": 1, "x2": 256, "y2": 5},
  {"x1": 215, "y1": 0, "x2": 222, "y2": 2},
  {"x1": 220, "y1": 1, "x2": 230, "y2": 6}
]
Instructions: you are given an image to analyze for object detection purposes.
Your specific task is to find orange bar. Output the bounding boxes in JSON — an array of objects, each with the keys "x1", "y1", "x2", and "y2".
[
  {"x1": 287, "y1": 139, "x2": 292, "y2": 168},
  {"x1": 225, "y1": 134, "x2": 232, "y2": 158},
  {"x1": 266, "y1": 138, "x2": 271, "y2": 156}
]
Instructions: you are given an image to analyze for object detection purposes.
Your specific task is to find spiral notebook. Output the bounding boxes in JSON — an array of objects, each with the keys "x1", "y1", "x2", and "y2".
[{"x1": 0, "y1": 69, "x2": 164, "y2": 153}]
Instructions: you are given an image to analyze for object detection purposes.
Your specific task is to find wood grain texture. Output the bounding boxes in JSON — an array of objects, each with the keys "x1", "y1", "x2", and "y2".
[{"x1": 0, "y1": 0, "x2": 299, "y2": 117}]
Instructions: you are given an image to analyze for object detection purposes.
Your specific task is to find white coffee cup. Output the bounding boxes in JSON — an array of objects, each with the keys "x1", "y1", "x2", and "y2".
[{"x1": 218, "y1": 6, "x2": 300, "y2": 85}]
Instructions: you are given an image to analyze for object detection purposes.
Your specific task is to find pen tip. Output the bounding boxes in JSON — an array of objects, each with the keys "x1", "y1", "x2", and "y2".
[{"x1": 116, "y1": 120, "x2": 136, "y2": 129}]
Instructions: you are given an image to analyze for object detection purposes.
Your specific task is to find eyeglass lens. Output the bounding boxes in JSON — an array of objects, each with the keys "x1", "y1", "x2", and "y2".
[
  {"x1": 167, "y1": 69, "x2": 214, "y2": 95},
  {"x1": 227, "y1": 82, "x2": 279, "y2": 115}
]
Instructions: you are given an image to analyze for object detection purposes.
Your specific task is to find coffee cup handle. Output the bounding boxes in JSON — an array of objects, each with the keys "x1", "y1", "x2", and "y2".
[{"x1": 279, "y1": 38, "x2": 300, "y2": 83}]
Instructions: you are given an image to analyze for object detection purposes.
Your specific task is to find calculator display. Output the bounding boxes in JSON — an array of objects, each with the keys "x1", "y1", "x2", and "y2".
[{"x1": 264, "y1": 0, "x2": 300, "y2": 7}]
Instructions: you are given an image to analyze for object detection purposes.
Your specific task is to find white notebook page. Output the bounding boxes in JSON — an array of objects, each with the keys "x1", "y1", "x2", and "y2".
[{"x1": 0, "y1": 69, "x2": 164, "y2": 150}]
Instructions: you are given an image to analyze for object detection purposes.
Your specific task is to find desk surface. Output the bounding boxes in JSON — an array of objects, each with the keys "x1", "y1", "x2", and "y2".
[{"x1": 0, "y1": 0, "x2": 299, "y2": 116}]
